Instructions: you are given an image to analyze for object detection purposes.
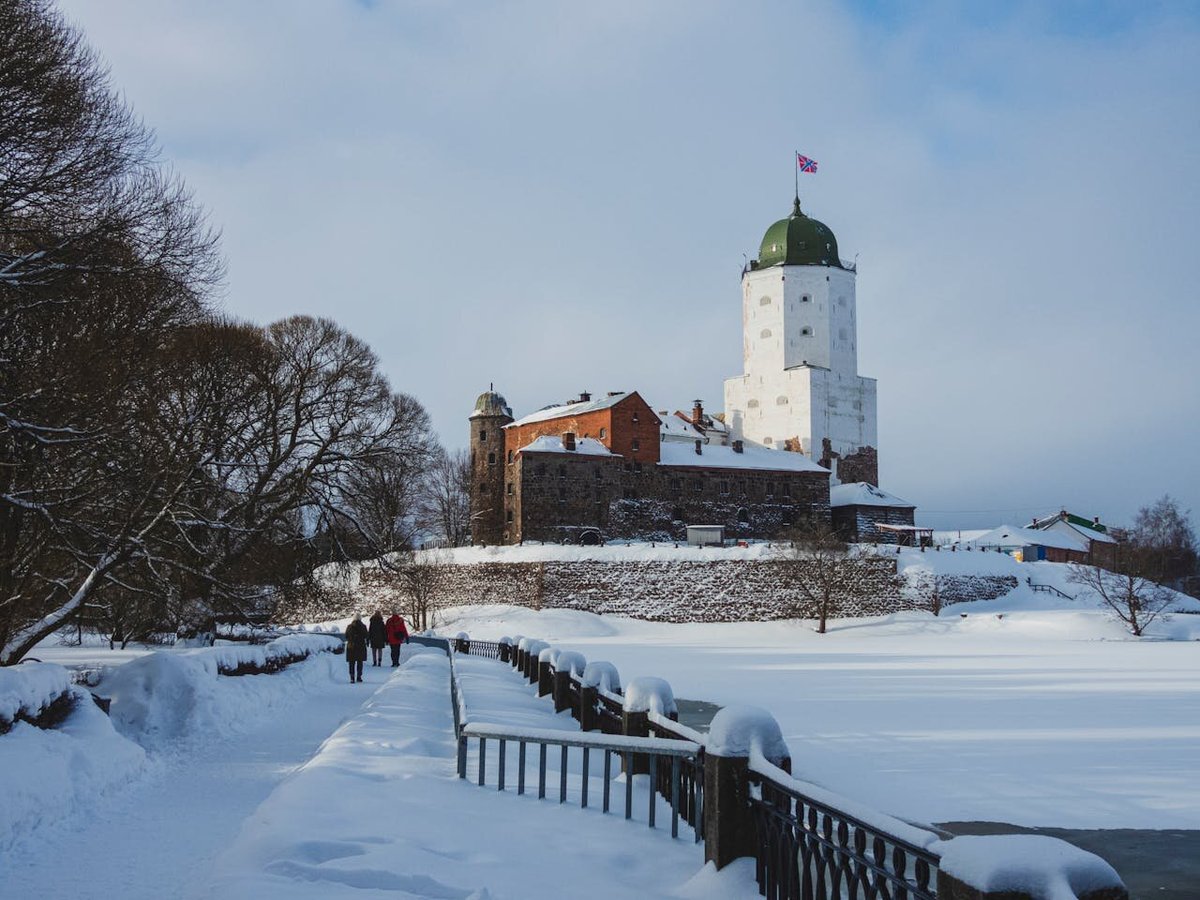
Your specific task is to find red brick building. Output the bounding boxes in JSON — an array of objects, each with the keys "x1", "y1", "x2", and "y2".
[{"x1": 469, "y1": 388, "x2": 832, "y2": 546}]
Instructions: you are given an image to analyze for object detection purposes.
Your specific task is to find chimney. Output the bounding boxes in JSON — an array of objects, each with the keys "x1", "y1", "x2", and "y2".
[
  {"x1": 1093, "y1": 516, "x2": 1101, "y2": 527},
  {"x1": 562, "y1": 431, "x2": 576, "y2": 451},
  {"x1": 578, "y1": 391, "x2": 591, "y2": 402},
  {"x1": 691, "y1": 400, "x2": 704, "y2": 426},
  {"x1": 732, "y1": 440, "x2": 744, "y2": 454},
  {"x1": 694, "y1": 439, "x2": 702, "y2": 455}
]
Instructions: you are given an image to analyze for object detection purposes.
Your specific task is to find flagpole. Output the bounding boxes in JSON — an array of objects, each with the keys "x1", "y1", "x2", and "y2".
[{"x1": 794, "y1": 150, "x2": 798, "y2": 202}]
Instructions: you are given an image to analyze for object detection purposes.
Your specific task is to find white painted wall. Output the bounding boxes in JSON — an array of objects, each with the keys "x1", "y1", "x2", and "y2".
[{"x1": 724, "y1": 261, "x2": 877, "y2": 482}]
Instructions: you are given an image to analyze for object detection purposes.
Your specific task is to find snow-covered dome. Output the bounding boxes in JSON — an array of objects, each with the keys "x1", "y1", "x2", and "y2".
[
  {"x1": 471, "y1": 387, "x2": 512, "y2": 420},
  {"x1": 754, "y1": 197, "x2": 843, "y2": 269}
]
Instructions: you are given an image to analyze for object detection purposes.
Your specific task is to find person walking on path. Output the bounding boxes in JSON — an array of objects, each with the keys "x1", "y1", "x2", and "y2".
[
  {"x1": 344, "y1": 614, "x2": 369, "y2": 683},
  {"x1": 368, "y1": 611, "x2": 386, "y2": 667},
  {"x1": 385, "y1": 612, "x2": 409, "y2": 667}
]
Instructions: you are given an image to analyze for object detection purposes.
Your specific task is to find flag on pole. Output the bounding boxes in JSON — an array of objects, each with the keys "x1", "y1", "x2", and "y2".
[{"x1": 796, "y1": 153, "x2": 818, "y2": 173}]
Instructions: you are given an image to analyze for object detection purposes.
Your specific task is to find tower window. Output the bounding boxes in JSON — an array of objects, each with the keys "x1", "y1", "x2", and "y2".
[
  {"x1": 801, "y1": 327, "x2": 812, "y2": 336},
  {"x1": 506, "y1": 510, "x2": 513, "y2": 523},
  {"x1": 487, "y1": 452, "x2": 496, "y2": 465},
  {"x1": 801, "y1": 294, "x2": 811, "y2": 303},
  {"x1": 632, "y1": 412, "x2": 639, "y2": 423},
  {"x1": 764, "y1": 436, "x2": 773, "y2": 446},
  {"x1": 506, "y1": 482, "x2": 513, "y2": 495},
  {"x1": 479, "y1": 430, "x2": 487, "y2": 442},
  {"x1": 631, "y1": 439, "x2": 640, "y2": 451},
  {"x1": 776, "y1": 396, "x2": 788, "y2": 405},
  {"x1": 760, "y1": 328, "x2": 772, "y2": 339},
  {"x1": 759, "y1": 295, "x2": 771, "y2": 306},
  {"x1": 747, "y1": 399, "x2": 759, "y2": 408}
]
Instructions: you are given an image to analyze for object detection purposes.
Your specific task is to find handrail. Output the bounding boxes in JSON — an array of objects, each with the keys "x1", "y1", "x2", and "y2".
[{"x1": 462, "y1": 721, "x2": 699, "y2": 757}]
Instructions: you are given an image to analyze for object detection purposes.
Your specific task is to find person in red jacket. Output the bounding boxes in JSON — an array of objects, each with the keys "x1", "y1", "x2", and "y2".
[{"x1": 385, "y1": 611, "x2": 409, "y2": 667}]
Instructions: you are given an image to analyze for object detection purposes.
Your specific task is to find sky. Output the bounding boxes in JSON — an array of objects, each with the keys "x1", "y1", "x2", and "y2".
[{"x1": 56, "y1": 0, "x2": 1200, "y2": 530}]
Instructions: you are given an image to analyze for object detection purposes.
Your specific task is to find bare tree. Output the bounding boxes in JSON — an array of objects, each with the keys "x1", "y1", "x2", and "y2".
[
  {"x1": 1129, "y1": 495, "x2": 1197, "y2": 585},
  {"x1": 395, "y1": 550, "x2": 451, "y2": 632},
  {"x1": 421, "y1": 447, "x2": 471, "y2": 547},
  {"x1": 903, "y1": 568, "x2": 950, "y2": 616},
  {"x1": 775, "y1": 520, "x2": 879, "y2": 633},
  {"x1": 1069, "y1": 559, "x2": 1175, "y2": 637}
]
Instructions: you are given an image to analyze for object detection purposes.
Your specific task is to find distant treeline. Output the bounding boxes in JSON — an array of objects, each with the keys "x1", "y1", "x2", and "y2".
[{"x1": 0, "y1": 0, "x2": 469, "y2": 663}]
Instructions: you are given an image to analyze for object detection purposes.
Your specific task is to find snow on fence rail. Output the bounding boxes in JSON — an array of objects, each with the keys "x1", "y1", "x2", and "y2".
[{"x1": 445, "y1": 631, "x2": 1130, "y2": 900}]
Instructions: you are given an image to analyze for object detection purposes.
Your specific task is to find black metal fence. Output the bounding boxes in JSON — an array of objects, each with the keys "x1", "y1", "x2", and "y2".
[{"x1": 748, "y1": 767, "x2": 939, "y2": 900}]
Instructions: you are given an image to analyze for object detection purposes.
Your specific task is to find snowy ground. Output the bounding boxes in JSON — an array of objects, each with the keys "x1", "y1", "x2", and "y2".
[{"x1": 439, "y1": 597, "x2": 1200, "y2": 831}]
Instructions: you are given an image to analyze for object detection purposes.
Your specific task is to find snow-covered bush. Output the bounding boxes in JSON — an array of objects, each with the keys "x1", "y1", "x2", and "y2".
[
  {"x1": 581, "y1": 661, "x2": 621, "y2": 694},
  {"x1": 0, "y1": 663, "x2": 72, "y2": 733},
  {"x1": 0, "y1": 685, "x2": 145, "y2": 852},
  {"x1": 623, "y1": 676, "x2": 677, "y2": 717}
]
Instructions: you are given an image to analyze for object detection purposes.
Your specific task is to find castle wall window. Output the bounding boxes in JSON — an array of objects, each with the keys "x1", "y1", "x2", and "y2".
[
  {"x1": 479, "y1": 430, "x2": 486, "y2": 441},
  {"x1": 506, "y1": 482, "x2": 513, "y2": 495},
  {"x1": 800, "y1": 327, "x2": 812, "y2": 336},
  {"x1": 631, "y1": 412, "x2": 639, "y2": 423},
  {"x1": 747, "y1": 399, "x2": 759, "y2": 408},
  {"x1": 631, "y1": 439, "x2": 640, "y2": 451},
  {"x1": 692, "y1": 479, "x2": 702, "y2": 494},
  {"x1": 759, "y1": 295, "x2": 771, "y2": 306},
  {"x1": 558, "y1": 465, "x2": 566, "y2": 478},
  {"x1": 776, "y1": 396, "x2": 788, "y2": 405},
  {"x1": 737, "y1": 508, "x2": 750, "y2": 524},
  {"x1": 594, "y1": 468, "x2": 602, "y2": 480},
  {"x1": 506, "y1": 510, "x2": 513, "y2": 523},
  {"x1": 766, "y1": 482, "x2": 776, "y2": 498},
  {"x1": 487, "y1": 452, "x2": 496, "y2": 465},
  {"x1": 720, "y1": 480, "x2": 729, "y2": 495},
  {"x1": 760, "y1": 328, "x2": 772, "y2": 339},
  {"x1": 783, "y1": 483, "x2": 792, "y2": 498}
]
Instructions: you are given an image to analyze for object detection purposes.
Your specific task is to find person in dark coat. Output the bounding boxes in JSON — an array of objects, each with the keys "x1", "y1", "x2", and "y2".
[
  {"x1": 385, "y1": 612, "x2": 409, "y2": 667},
  {"x1": 344, "y1": 614, "x2": 368, "y2": 683},
  {"x1": 368, "y1": 611, "x2": 386, "y2": 667}
]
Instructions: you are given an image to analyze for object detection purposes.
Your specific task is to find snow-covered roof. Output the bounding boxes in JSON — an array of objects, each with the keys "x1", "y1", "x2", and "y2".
[
  {"x1": 518, "y1": 435, "x2": 613, "y2": 456},
  {"x1": 658, "y1": 413, "x2": 705, "y2": 442},
  {"x1": 830, "y1": 482, "x2": 914, "y2": 509},
  {"x1": 507, "y1": 392, "x2": 646, "y2": 429},
  {"x1": 971, "y1": 524, "x2": 1087, "y2": 552},
  {"x1": 658, "y1": 440, "x2": 828, "y2": 473}
]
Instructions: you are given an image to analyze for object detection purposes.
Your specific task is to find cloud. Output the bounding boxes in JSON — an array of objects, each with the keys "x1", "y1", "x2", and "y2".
[{"x1": 57, "y1": 0, "x2": 1200, "y2": 527}]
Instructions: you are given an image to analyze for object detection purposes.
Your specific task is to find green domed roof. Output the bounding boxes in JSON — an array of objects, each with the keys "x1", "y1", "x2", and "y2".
[
  {"x1": 471, "y1": 388, "x2": 512, "y2": 420},
  {"x1": 755, "y1": 198, "x2": 843, "y2": 269}
]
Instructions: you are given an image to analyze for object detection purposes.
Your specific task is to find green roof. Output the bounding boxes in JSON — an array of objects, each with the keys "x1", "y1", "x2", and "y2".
[{"x1": 754, "y1": 197, "x2": 843, "y2": 269}]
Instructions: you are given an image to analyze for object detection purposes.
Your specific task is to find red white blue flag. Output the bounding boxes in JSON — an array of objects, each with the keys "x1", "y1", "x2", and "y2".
[{"x1": 796, "y1": 153, "x2": 818, "y2": 173}]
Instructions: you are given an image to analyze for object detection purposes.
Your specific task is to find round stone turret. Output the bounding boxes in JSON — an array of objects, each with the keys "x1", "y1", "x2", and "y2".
[
  {"x1": 755, "y1": 197, "x2": 843, "y2": 269},
  {"x1": 469, "y1": 385, "x2": 513, "y2": 547}
]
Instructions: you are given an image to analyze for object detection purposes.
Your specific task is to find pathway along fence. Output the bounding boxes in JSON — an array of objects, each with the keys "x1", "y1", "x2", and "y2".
[{"x1": 427, "y1": 634, "x2": 1127, "y2": 900}]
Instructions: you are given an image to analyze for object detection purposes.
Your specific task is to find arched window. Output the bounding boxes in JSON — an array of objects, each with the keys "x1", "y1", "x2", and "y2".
[
  {"x1": 776, "y1": 396, "x2": 788, "y2": 405},
  {"x1": 737, "y1": 508, "x2": 750, "y2": 525},
  {"x1": 479, "y1": 429, "x2": 487, "y2": 442},
  {"x1": 759, "y1": 295, "x2": 772, "y2": 306},
  {"x1": 747, "y1": 399, "x2": 759, "y2": 408},
  {"x1": 487, "y1": 452, "x2": 496, "y2": 465}
]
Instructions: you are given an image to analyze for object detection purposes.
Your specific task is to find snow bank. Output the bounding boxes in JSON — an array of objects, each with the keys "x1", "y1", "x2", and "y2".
[
  {"x1": 106, "y1": 636, "x2": 342, "y2": 750},
  {"x1": 0, "y1": 662, "x2": 71, "y2": 727},
  {"x1": 555, "y1": 650, "x2": 586, "y2": 676},
  {"x1": 938, "y1": 834, "x2": 1124, "y2": 899},
  {"x1": 0, "y1": 686, "x2": 145, "y2": 852},
  {"x1": 624, "y1": 676, "x2": 677, "y2": 717},
  {"x1": 581, "y1": 661, "x2": 621, "y2": 693},
  {"x1": 707, "y1": 705, "x2": 789, "y2": 765}
]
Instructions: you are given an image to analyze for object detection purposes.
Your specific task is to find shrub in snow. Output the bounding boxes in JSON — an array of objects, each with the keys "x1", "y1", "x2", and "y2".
[
  {"x1": 623, "y1": 676, "x2": 676, "y2": 717},
  {"x1": 0, "y1": 662, "x2": 72, "y2": 732},
  {"x1": 0, "y1": 685, "x2": 145, "y2": 852},
  {"x1": 706, "y1": 704, "x2": 790, "y2": 766},
  {"x1": 554, "y1": 650, "x2": 586, "y2": 676},
  {"x1": 581, "y1": 661, "x2": 621, "y2": 693},
  {"x1": 938, "y1": 834, "x2": 1125, "y2": 898}
]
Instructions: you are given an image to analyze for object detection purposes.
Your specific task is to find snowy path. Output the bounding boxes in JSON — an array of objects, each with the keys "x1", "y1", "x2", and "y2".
[
  {"x1": 201, "y1": 645, "x2": 757, "y2": 899},
  {"x1": 2, "y1": 652, "x2": 387, "y2": 899}
]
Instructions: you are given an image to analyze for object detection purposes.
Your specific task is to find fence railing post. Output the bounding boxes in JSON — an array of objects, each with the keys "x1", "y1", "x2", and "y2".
[
  {"x1": 552, "y1": 668, "x2": 572, "y2": 713},
  {"x1": 579, "y1": 685, "x2": 598, "y2": 731},
  {"x1": 537, "y1": 660, "x2": 553, "y2": 697},
  {"x1": 935, "y1": 836, "x2": 1128, "y2": 900},
  {"x1": 703, "y1": 706, "x2": 790, "y2": 871},
  {"x1": 622, "y1": 708, "x2": 650, "y2": 774}
]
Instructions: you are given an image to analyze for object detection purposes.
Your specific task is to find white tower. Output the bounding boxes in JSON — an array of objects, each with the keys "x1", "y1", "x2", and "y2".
[{"x1": 723, "y1": 197, "x2": 878, "y2": 485}]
